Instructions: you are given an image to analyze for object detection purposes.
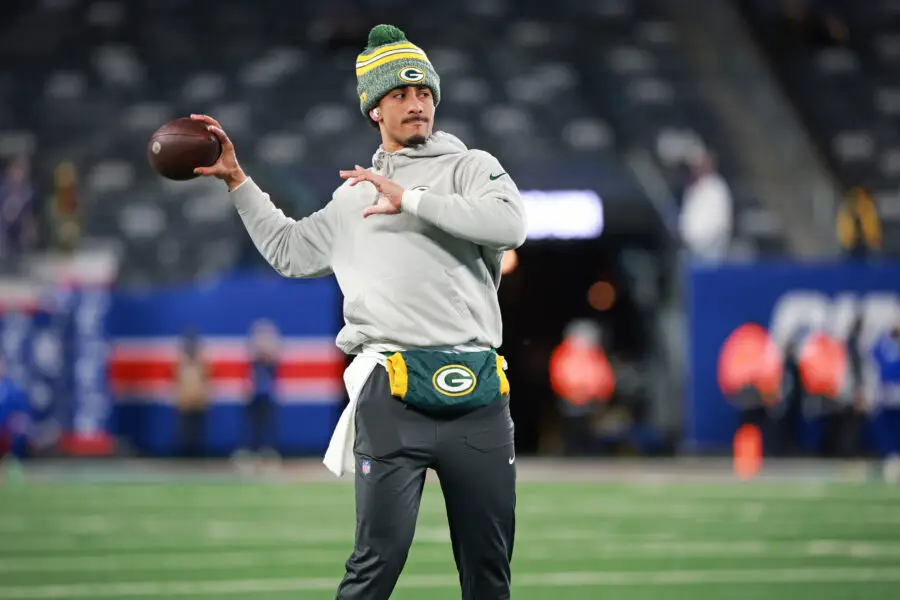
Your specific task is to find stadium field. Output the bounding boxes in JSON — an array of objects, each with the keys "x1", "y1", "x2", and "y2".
[{"x1": 1, "y1": 460, "x2": 899, "y2": 599}]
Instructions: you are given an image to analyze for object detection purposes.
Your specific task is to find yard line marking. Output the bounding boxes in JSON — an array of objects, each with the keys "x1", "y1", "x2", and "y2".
[
  {"x1": 8, "y1": 484, "x2": 899, "y2": 511},
  {"x1": 11, "y1": 490, "x2": 899, "y2": 507},
  {"x1": 6, "y1": 500, "x2": 900, "y2": 531},
  {"x1": 4, "y1": 541, "x2": 900, "y2": 573},
  {"x1": 2, "y1": 567, "x2": 900, "y2": 598},
  {"x1": 1, "y1": 516, "x2": 895, "y2": 554}
]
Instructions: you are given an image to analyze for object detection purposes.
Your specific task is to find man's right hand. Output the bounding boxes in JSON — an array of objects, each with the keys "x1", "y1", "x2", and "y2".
[{"x1": 190, "y1": 114, "x2": 247, "y2": 191}]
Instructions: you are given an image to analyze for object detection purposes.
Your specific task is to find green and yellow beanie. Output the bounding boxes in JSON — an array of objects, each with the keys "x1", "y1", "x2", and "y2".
[{"x1": 356, "y1": 24, "x2": 441, "y2": 118}]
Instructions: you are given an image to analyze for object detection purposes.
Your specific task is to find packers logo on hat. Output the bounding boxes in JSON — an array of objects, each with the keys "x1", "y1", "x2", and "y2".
[{"x1": 398, "y1": 66, "x2": 426, "y2": 84}]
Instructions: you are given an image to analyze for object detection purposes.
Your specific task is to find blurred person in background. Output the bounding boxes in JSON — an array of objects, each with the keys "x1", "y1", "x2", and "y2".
[
  {"x1": 847, "y1": 314, "x2": 866, "y2": 414},
  {"x1": 775, "y1": 330, "x2": 806, "y2": 456},
  {"x1": 0, "y1": 155, "x2": 38, "y2": 263},
  {"x1": 869, "y1": 319, "x2": 900, "y2": 483},
  {"x1": 235, "y1": 319, "x2": 281, "y2": 466},
  {"x1": 174, "y1": 330, "x2": 209, "y2": 458},
  {"x1": 678, "y1": 149, "x2": 733, "y2": 262},
  {"x1": 836, "y1": 186, "x2": 881, "y2": 260},
  {"x1": 48, "y1": 160, "x2": 82, "y2": 254},
  {"x1": 549, "y1": 319, "x2": 615, "y2": 456},
  {"x1": 835, "y1": 313, "x2": 867, "y2": 457},
  {"x1": 718, "y1": 322, "x2": 785, "y2": 456},
  {"x1": 791, "y1": 331, "x2": 851, "y2": 457},
  {"x1": 0, "y1": 355, "x2": 31, "y2": 484},
  {"x1": 191, "y1": 23, "x2": 526, "y2": 600}
]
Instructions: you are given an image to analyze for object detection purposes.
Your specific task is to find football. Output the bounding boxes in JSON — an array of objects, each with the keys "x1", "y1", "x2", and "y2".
[{"x1": 147, "y1": 117, "x2": 222, "y2": 181}]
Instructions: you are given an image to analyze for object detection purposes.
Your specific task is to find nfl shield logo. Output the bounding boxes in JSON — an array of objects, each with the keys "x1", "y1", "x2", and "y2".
[{"x1": 361, "y1": 459, "x2": 371, "y2": 475}]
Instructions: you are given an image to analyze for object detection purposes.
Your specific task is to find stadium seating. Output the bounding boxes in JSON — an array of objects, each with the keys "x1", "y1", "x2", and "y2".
[
  {"x1": 740, "y1": 0, "x2": 900, "y2": 252},
  {"x1": 0, "y1": 0, "x2": 790, "y2": 284}
]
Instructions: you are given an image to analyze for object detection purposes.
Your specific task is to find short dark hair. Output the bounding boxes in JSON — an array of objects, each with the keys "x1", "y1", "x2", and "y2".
[{"x1": 367, "y1": 115, "x2": 380, "y2": 130}]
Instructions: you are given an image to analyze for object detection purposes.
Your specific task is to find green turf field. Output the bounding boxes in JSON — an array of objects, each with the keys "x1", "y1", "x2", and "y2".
[{"x1": 2, "y1": 467, "x2": 900, "y2": 599}]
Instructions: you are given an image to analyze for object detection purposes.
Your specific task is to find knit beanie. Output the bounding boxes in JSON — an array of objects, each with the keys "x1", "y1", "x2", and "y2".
[{"x1": 356, "y1": 24, "x2": 441, "y2": 118}]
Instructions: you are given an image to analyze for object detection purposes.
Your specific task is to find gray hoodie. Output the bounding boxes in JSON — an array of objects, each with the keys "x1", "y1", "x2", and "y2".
[{"x1": 229, "y1": 131, "x2": 527, "y2": 355}]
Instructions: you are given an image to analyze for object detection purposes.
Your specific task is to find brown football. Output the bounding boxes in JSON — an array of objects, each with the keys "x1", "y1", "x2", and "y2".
[{"x1": 147, "y1": 117, "x2": 222, "y2": 181}]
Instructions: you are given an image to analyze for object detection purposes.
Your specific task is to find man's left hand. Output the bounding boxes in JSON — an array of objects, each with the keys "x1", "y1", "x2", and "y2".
[{"x1": 339, "y1": 165, "x2": 405, "y2": 218}]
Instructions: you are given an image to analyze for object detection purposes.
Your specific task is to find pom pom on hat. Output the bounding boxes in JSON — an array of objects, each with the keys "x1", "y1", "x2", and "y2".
[{"x1": 367, "y1": 24, "x2": 407, "y2": 48}]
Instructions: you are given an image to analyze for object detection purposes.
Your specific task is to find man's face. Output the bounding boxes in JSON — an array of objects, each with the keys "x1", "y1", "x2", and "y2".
[{"x1": 376, "y1": 85, "x2": 435, "y2": 148}]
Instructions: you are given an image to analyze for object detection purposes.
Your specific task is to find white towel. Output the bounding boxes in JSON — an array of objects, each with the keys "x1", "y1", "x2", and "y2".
[{"x1": 322, "y1": 352, "x2": 386, "y2": 478}]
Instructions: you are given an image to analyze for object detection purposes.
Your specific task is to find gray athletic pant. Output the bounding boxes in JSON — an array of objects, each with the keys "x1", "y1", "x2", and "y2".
[{"x1": 334, "y1": 366, "x2": 517, "y2": 600}]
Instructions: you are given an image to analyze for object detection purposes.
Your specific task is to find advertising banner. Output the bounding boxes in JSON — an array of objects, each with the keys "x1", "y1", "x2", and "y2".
[
  {"x1": 686, "y1": 261, "x2": 900, "y2": 451},
  {"x1": 109, "y1": 272, "x2": 344, "y2": 456}
]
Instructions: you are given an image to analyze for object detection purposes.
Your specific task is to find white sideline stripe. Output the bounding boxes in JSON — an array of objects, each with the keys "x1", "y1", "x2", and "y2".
[
  {"x1": 0, "y1": 524, "x2": 446, "y2": 552},
  {"x1": 4, "y1": 541, "x2": 900, "y2": 573},
  {"x1": 14, "y1": 479, "x2": 900, "y2": 502},
  {"x1": 14, "y1": 492, "x2": 898, "y2": 511},
  {"x1": 9, "y1": 502, "x2": 900, "y2": 527},
  {"x1": 2, "y1": 567, "x2": 900, "y2": 598},
  {"x1": 0, "y1": 505, "x2": 888, "y2": 555},
  {"x1": 8, "y1": 499, "x2": 900, "y2": 526},
  {"x1": 5, "y1": 493, "x2": 896, "y2": 513},
  {"x1": 6, "y1": 492, "x2": 900, "y2": 544},
  {"x1": 0, "y1": 525, "x2": 710, "y2": 553}
]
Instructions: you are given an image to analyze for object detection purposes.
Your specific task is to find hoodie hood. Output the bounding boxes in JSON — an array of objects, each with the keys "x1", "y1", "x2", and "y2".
[{"x1": 372, "y1": 131, "x2": 468, "y2": 177}]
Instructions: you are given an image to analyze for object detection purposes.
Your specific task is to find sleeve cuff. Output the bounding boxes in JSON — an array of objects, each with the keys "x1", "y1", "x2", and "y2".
[
  {"x1": 229, "y1": 177, "x2": 250, "y2": 193},
  {"x1": 228, "y1": 176, "x2": 261, "y2": 209},
  {"x1": 401, "y1": 188, "x2": 426, "y2": 216}
]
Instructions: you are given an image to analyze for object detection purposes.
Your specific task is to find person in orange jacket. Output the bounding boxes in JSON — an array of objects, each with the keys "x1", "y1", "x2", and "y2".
[{"x1": 550, "y1": 319, "x2": 615, "y2": 455}]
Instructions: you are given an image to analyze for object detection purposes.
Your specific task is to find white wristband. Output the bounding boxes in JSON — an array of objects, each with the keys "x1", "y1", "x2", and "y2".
[{"x1": 400, "y1": 188, "x2": 426, "y2": 216}]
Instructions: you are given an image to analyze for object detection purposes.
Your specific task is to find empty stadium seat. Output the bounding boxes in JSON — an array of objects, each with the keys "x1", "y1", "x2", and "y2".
[{"x1": 0, "y1": 0, "x2": 792, "y2": 284}]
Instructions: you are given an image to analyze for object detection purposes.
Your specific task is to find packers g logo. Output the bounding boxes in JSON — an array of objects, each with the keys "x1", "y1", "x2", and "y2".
[
  {"x1": 410, "y1": 185, "x2": 430, "y2": 193},
  {"x1": 398, "y1": 66, "x2": 426, "y2": 84},
  {"x1": 432, "y1": 365, "x2": 477, "y2": 397}
]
